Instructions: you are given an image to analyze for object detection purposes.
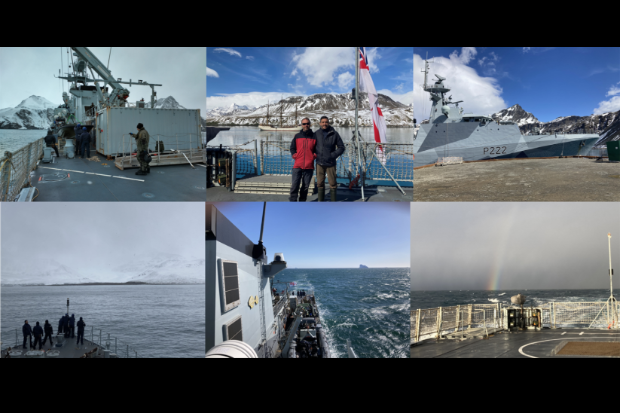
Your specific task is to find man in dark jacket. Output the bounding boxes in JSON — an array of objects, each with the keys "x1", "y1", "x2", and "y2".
[
  {"x1": 69, "y1": 314, "x2": 76, "y2": 338},
  {"x1": 32, "y1": 322, "x2": 44, "y2": 350},
  {"x1": 22, "y1": 320, "x2": 33, "y2": 349},
  {"x1": 75, "y1": 124, "x2": 82, "y2": 157},
  {"x1": 44, "y1": 130, "x2": 59, "y2": 158},
  {"x1": 130, "y1": 123, "x2": 150, "y2": 175},
  {"x1": 314, "y1": 116, "x2": 345, "y2": 202},
  {"x1": 289, "y1": 118, "x2": 316, "y2": 202},
  {"x1": 80, "y1": 127, "x2": 91, "y2": 158},
  {"x1": 76, "y1": 317, "x2": 86, "y2": 346},
  {"x1": 63, "y1": 314, "x2": 71, "y2": 338},
  {"x1": 42, "y1": 320, "x2": 54, "y2": 347}
]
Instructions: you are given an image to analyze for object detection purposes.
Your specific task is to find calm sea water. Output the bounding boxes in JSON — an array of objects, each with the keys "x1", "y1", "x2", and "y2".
[
  {"x1": 1, "y1": 285, "x2": 204, "y2": 358},
  {"x1": 208, "y1": 126, "x2": 413, "y2": 147},
  {"x1": 0, "y1": 130, "x2": 47, "y2": 153},
  {"x1": 279, "y1": 268, "x2": 410, "y2": 358},
  {"x1": 411, "y1": 289, "x2": 616, "y2": 309}
]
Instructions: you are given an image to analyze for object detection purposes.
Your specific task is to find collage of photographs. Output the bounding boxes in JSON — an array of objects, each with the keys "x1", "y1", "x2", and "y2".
[{"x1": 1, "y1": 46, "x2": 619, "y2": 359}]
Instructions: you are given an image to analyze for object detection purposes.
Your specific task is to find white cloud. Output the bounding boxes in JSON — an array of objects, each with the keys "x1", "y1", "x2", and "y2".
[
  {"x1": 523, "y1": 47, "x2": 531, "y2": 53},
  {"x1": 206, "y1": 67, "x2": 219, "y2": 78},
  {"x1": 207, "y1": 91, "x2": 302, "y2": 111},
  {"x1": 214, "y1": 48, "x2": 242, "y2": 58},
  {"x1": 246, "y1": 56, "x2": 254, "y2": 61},
  {"x1": 290, "y1": 47, "x2": 382, "y2": 88},
  {"x1": 593, "y1": 82, "x2": 620, "y2": 114},
  {"x1": 337, "y1": 72, "x2": 354, "y2": 90},
  {"x1": 378, "y1": 88, "x2": 413, "y2": 107},
  {"x1": 413, "y1": 49, "x2": 507, "y2": 122}
]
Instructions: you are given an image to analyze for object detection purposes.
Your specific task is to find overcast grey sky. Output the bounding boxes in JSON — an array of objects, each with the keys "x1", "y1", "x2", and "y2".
[
  {"x1": 1, "y1": 203, "x2": 204, "y2": 280},
  {"x1": 412, "y1": 203, "x2": 620, "y2": 291},
  {"x1": 0, "y1": 47, "x2": 205, "y2": 116}
]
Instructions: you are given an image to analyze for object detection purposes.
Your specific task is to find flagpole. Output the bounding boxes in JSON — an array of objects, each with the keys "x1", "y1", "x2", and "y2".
[{"x1": 355, "y1": 47, "x2": 365, "y2": 201}]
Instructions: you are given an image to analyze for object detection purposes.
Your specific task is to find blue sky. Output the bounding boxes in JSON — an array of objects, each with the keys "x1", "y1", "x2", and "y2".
[
  {"x1": 210, "y1": 202, "x2": 410, "y2": 268},
  {"x1": 413, "y1": 47, "x2": 620, "y2": 122},
  {"x1": 207, "y1": 47, "x2": 413, "y2": 110}
]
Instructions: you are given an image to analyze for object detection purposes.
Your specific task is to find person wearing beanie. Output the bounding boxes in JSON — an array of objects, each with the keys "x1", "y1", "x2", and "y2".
[{"x1": 81, "y1": 127, "x2": 91, "y2": 158}]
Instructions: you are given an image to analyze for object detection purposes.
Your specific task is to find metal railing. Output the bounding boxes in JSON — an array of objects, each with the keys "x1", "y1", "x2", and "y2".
[
  {"x1": 411, "y1": 301, "x2": 620, "y2": 345},
  {"x1": 0, "y1": 138, "x2": 45, "y2": 202},
  {"x1": 585, "y1": 147, "x2": 608, "y2": 157},
  {"x1": 1, "y1": 326, "x2": 144, "y2": 358},
  {"x1": 258, "y1": 139, "x2": 414, "y2": 183},
  {"x1": 410, "y1": 304, "x2": 502, "y2": 344},
  {"x1": 547, "y1": 301, "x2": 620, "y2": 329},
  {"x1": 117, "y1": 133, "x2": 206, "y2": 169}
]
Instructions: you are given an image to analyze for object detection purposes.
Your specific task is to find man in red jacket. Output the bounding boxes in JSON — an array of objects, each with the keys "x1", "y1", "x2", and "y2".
[{"x1": 289, "y1": 118, "x2": 316, "y2": 202}]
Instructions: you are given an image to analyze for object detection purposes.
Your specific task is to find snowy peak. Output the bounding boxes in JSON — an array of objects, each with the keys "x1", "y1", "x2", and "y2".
[
  {"x1": 207, "y1": 92, "x2": 412, "y2": 127},
  {"x1": 145, "y1": 96, "x2": 186, "y2": 110},
  {"x1": 492, "y1": 104, "x2": 539, "y2": 126},
  {"x1": 16, "y1": 95, "x2": 57, "y2": 110}
]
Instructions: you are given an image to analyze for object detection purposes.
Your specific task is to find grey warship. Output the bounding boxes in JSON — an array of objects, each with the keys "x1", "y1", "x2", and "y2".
[
  {"x1": 206, "y1": 203, "x2": 357, "y2": 358},
  {"x1": 1, "y1": 47, "x2": 205, "y2": 202},
  {"x1": 413, "y1": 59, "x2": 600, "y2": 167}
]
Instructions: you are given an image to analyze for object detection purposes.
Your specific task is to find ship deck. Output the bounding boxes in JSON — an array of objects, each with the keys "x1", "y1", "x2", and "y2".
[
  {"x1": 414, "y1": 157, "x2": 620, "y2": 202},
  {"x1": 30, "y1": 152, "x2": 206, "y2": 202},
  {"x1": 1, "y1": 335, "x2": 106, "y2": 359},
  {"x1": 411, "y1": 328, "x2": 620, "y2": 358},
  {"x1": 207, "y1": 175, "x2": 412, "y2": 202}
]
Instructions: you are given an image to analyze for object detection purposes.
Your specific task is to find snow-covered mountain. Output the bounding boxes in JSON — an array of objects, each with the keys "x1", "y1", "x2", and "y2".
[
  {"x1": 492, "y1": 104, "x2": 539, "y2": 126},
  {"x1": 492, "y1": 104, "x2": 620, "y2": 144},
  {"x1": 145, "y1": 96, "x2": 186, "y2": 110},
  {"x1": 1, "y1": 253, "x2": 204, "y2": 285},
  {"x1": 1, "y1": 259, "x2": 94, "y2": 286},
  {"x1": 207, "y1": 93, "x2": 413, "y2": 127},
  {"x1": 0, "y1": 95, "x2": 59, "y2": 129},
  {"x1": 206, "y1": 103, "x2": 256, "y2": 118},
  {"x1": 111, "y1": 252, "x2": 204, "y2": 284}
]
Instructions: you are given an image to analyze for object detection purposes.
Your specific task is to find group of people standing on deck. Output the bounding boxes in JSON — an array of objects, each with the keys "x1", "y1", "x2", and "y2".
[
  {"x1": 21, "y1": 315, "x2": 86, "y2": 350},
  {"x1": 289, "y1": 116, "x2": 345, "y2": 202},
  {"x1": 72, "y1": 123, "x2": 92, "y2": 158}
]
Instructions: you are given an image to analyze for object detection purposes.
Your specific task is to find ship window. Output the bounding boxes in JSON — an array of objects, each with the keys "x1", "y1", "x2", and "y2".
[
  {"x1": 221, "y1": 260, "x2": 241, "y2": 311},
  {"x1": 225, "y1": 316, "x2": 243, "y2": 341}
]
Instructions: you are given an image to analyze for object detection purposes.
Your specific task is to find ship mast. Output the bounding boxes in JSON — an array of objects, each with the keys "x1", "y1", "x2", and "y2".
[{"x1": 354, "y1": 47, "x2": 365, "y2": 201}]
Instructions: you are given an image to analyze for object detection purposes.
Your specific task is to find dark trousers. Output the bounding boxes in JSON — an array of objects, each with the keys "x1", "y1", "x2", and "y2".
[
  {"x1": 316, "y1": 164, "x2": 337, "y2": 189},
  {"x1": 42, "y1": 333, "x2": 53, "y2": 346},
  {"x1": 81, "y1": 142, "x2": 90, "y2": 158},
  {"x1": 76, "y1": 331, "x2": 84, "y2": 345},
  {"x1": 22, "y1": 335, "x2": 32, "y2": 349},
  {"x1": 46, "y1": 143, "x2": 59, "y2": 157},
  {"x1": 70, "y1": 326, "x2": 75, "y2": 338},
  {"x1": 75, "y1": 141, "x2": 81, "y2": 156},
  {"x1": 33, "y1": 335, "x2": 42, "y2": 350},
  {"x1": 289, "y1": 168, "x2": 313, "y2": 202}
]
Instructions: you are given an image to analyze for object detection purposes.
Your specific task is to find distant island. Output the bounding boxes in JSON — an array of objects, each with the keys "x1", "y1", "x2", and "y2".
[{"x1": 359, "y1": 265, "x2": 369, "y2": 269}]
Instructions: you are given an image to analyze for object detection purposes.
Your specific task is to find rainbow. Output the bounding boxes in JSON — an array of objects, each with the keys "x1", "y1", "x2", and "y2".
[{"x1": 486, "y1": 204, "x2": 519, "y2": 291}]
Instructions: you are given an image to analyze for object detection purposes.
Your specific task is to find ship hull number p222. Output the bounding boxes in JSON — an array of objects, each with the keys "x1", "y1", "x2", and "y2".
[{"x1": 484, "y1": 146, "x2": 507, "y2": 155}]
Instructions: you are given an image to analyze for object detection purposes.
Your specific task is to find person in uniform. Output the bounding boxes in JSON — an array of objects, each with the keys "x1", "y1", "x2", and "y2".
[
  {"x1": 58, "y1": 315, "x2": 64, "y2": 335},
  {"x1": 76, "y1": 317, "x2": 86, "y2": 346},
  {"x1": 75, "y1": 124, "x2": 82, "y2": 157},
  {"x1": 69, "y1": 314, "x2": 76, "y2": 338},
  {"x1": 81, "y1": 127, "x2": 91, "y2": 159},
  {"x1": 44, "y1": 130, "x2": 59, "y2": 158},
  {"x1": 63, "y1": 314, "x2": 71, "y2": 338},
  {"x1": 42, "y1": 320, "x2": 54, "y2": 347},
  {"x1": 32, "y1": 322, "x2": 44, "y2": 350},
  {"x1": 22, "y1": 320, "x2": 33, "y2": 349},
  {"x1": 130, "y1": 123, "x2": 150, "y2": 175}
]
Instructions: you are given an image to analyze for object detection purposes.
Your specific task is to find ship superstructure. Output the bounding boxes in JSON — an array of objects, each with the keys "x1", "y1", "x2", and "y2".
[
  {"x1": 206, "y1": 204, "x2": 339, "y2": 358},
  {"x1": 413, "y1": 59, "x2": 600, "y2": 166}
]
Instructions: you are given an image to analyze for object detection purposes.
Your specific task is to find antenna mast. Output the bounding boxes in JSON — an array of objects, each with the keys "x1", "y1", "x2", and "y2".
[{"x1": 607, "y1": 233, "x2": 617, "y2": 328}]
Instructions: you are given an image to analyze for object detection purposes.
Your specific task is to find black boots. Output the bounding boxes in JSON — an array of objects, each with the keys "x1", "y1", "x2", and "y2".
[
  {"x1": 330, "y1": 189, "x2": 337, "y2": 202},
  {"x1": 136, "y1": 170, "x2": 147, "y2": 176},
  {"x1": 318, "y1": 188, "x2": 325, "y2": 202}
]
